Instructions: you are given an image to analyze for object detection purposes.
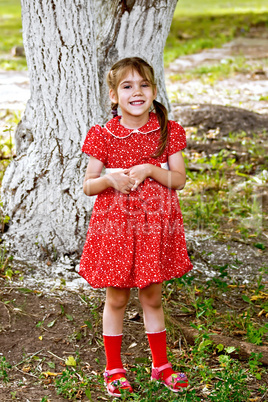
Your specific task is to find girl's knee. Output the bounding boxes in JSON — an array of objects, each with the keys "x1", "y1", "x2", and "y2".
[
  {"x1": 138, "y1": 284, "x2": 162, "y2": 308},
  {"x1": 106, "y1": 288, "x2": 130, "y2": 309}
]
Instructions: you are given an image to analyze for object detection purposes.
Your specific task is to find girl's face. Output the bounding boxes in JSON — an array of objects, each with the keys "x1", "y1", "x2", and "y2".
[{"x1": 109, "y1": 69, "x2": 157, "y2": 126}]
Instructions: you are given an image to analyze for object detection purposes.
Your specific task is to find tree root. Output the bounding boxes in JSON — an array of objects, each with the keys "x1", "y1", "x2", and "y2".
[{"x1": 177, "y1": 323, "x2": 268, "y2": 366}]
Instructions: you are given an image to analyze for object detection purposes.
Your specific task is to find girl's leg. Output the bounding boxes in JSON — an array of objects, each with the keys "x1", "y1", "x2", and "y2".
[
  {"x1": 138, "y1": 283, "x2": 165, "y2": 332},
  {"x1": 103, "y1": 286, "x2": 130, "y2": 335},
  {"x1": 102, "y1": 287, "x2": 133, "y2": 395},
  {"x1": 139, "y1": 283, "x2": 168, "y2": 369},
  {"x1": 139, "y1": 283, "x2": 188, "y2": 391}
]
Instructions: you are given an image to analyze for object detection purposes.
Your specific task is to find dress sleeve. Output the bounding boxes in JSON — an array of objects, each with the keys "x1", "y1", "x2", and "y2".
[
  {"x1": 81, "y1": 125, "x2": 108, "y2": 164},
  {"x1": 167, "y1": 120, "x2": 187, "y2": 155}
]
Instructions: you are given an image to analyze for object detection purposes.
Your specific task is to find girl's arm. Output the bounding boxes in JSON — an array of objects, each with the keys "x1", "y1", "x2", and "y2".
[
  {"x1": 83, "y1": 156, "x2": 135, "y2": 196},
  {"x1": 127, "y1": 151, "x2": 186, "y2": 191}
]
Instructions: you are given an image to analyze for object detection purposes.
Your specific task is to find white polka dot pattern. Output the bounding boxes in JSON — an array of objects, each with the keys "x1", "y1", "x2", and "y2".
[{"x1": 79, "y1": 113, "x2": 193, "y2": 289}]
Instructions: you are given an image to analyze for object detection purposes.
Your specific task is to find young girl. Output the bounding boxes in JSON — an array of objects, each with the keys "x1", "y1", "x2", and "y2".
[{"x1": 79, "y1": 57, "x2": 193, "y2": 397}]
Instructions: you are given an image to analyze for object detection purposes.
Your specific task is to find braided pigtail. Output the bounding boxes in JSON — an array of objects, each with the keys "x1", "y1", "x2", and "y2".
[
  {"x1": 152, "y1": 99, "x2": 169, "y2": 158},
  {"x1": 111, "y1": 102, "x2": 118, "y2": 117}
]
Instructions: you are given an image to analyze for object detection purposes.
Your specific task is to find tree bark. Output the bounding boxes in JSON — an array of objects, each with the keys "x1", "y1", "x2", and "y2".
[{"x1": 2, "y1": 0, "x2": 178, "y2": 261}]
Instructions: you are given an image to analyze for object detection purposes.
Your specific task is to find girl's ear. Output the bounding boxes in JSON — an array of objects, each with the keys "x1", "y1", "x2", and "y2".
[{"x1": 109, "y1": 89, "x2": 117, "y2": 103}]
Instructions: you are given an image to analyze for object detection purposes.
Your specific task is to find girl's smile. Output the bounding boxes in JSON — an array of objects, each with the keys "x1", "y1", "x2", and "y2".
[{"x1": 109, "y1": 69, "x2": 157, "y2": 129}]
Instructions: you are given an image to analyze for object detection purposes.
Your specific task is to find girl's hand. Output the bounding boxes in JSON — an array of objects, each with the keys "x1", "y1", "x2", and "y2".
[
  {"x1": 125, "y1": 164, "x2": 150, "y2": 191},
  {"x1": 107, "y1": 170, "x2": 135, "y2": 194}
]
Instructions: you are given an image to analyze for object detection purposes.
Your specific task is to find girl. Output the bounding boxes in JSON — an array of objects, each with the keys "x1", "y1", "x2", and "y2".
[{"x1": 79, "y1": 57, "x2": 193, "y2": 397}]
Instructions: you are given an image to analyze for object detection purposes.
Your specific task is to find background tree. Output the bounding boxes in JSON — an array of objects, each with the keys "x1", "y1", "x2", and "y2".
[{"x1": 2, "y1": 0, "x2": 178, "y2": 261}]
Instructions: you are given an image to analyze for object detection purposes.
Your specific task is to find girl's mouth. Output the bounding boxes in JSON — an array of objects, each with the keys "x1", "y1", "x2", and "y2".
[{"x1": 130, "y1": 101, "x2": 145, "y2": 105}]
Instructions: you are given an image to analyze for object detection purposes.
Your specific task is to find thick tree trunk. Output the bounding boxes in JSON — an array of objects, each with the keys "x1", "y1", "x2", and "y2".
[
  {"x1": 2, "y1": 0, "x2": 177, "y2": 261},
  {"x1": 95, "y1": 0, "x2": 177, "y2": 120}
]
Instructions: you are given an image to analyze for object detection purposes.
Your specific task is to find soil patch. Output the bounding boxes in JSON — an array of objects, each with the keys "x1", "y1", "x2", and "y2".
[
  {"x1": 172, "y1": 103, "x2": 268, "y2": 136},
  {"x1": 0, "y1": 284, "x2": 147, "y2": 401}
]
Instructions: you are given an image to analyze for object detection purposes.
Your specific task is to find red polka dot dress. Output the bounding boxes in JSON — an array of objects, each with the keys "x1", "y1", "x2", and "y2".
[{"x1": 79, "y1": 112, "x2": 193, "y2": 288}]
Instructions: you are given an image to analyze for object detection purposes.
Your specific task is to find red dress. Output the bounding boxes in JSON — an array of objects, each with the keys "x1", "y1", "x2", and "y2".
[{"x1": 79, "y1": 112, "x2": 193, "y2": 288}]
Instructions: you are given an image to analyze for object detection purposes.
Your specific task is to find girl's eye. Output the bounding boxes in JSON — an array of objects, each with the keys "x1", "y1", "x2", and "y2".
[
  {"x1": 123, "y1": 85, "x2": 131, "y2": 89},
  {"x1": 142, "y1": 83, "x2": 149, "y2": 87}
]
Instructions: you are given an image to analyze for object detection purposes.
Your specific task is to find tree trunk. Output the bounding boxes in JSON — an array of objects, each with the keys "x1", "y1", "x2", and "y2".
[{"x1": 2, "y1": 0, "x2": 178, "y2": 261}]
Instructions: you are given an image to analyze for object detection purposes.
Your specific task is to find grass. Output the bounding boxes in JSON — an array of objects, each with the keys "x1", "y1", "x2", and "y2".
[
  {"x1": 180, "y1": 129, "x2": 268, "y2": 244},
  {"x1": 169, "y1": 57, "x2": 268, "y2": 83},
  {"x1": 174, "y1": 0, "x2": 268, "y2": 17},
  {"x1": 0, "y1": 356, "x2": 12, "y2": 383},
  {"x1": 165, "y1": 0, "x2": 268, "y2": 65},
  {"x1": 0, "y1": 110, "x2": 16, "y2": 182},
  {"x1": 0, "y1": 0, "x2": 22, "y2": 50},
  {"x1": 0, "y1": 0, "x2": 24, "y2": 70}
]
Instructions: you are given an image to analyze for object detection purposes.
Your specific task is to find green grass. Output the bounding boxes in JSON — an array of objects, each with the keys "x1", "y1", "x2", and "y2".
[
  {"x1": 0, "y1": 356, "x2": 12, "y2": 383},
  {"x1": 0, "y1": 0, "x2": 22, "y2": 51},
  {"x1": 174, "y1": 0, "x2": 268, "y2": 17},
  {"x1": 55, "y1": 273, "x2": 267, "y2": 400},
  {"x1": 165, "y1": 0, "x2": 268, "y2": 65},
  {"x1": 169, "y1": 57, "x2": 268, "y2": 83},
  {"x1": 0, "y1": 0, "x2": 24, "y2": 69},
  {"x1": 180, "y1": 130, "x2": 268, "y2": 243}
]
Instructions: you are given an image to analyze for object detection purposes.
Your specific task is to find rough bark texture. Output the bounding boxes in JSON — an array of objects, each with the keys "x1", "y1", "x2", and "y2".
[
  {"x1": 2, "y1": 0, "x2": 178, "y2": 261},
  {"x1": 95, "y1": 0, "x2": 177, "y2": 120}
]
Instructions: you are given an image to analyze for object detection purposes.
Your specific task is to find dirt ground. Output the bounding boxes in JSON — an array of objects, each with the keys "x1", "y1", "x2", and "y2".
[
  {"x1": 0, "y1": 252, "x2": 268, "y2": 401},
  {"x1": 0, "y1": 281, "x2": 157, "y2": 401}
]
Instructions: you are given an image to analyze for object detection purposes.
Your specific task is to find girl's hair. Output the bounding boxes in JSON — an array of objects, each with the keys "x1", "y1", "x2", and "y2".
[{"x1": 106, "y1": 57, "x2": 169, "y2": 158}]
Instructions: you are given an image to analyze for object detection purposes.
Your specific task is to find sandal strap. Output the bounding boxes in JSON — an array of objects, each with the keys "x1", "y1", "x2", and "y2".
[
  {"x1": 104, "y1": 367, "x2": 126, "y2": 377},
  {"x1": 152, "y1": 362, "x2": 172, "y2": 378}
]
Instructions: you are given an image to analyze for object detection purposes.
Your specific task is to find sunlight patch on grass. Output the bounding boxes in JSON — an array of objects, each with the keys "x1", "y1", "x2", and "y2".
[
  {"x1": 0, "y1": 0, "x2": 22, "y2": 53},
  {"x1": 165, "y1": 0, "x2": 268, "y2": 65},
  {"x1": 174, "y1": 0, "x2": 268, "y2": 17},
  {"x1": 168, "y1": 57, "x2": 268, "y2": 83}
]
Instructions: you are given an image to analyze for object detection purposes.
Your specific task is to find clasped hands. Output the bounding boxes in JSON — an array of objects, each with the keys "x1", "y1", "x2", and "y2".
[{"x1": 109, "y1": 164, "x2": 150, "y2": 194}]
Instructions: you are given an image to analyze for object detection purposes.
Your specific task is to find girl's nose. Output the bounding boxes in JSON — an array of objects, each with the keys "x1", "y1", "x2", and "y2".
[{"x1": 133, "y1": 86, "x2": 142, "y2": 95}]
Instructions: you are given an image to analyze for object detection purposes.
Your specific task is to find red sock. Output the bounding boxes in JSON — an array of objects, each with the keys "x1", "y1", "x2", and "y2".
[
  {"x1": 146, "y1": 329, "x2": 174, "y2": 381},
  {"x1": 103, "y1": 334, "x2": 124, "y2": 384},
  {"x1": 103, "y1": 334, "x2": 123, "y2": 370}
]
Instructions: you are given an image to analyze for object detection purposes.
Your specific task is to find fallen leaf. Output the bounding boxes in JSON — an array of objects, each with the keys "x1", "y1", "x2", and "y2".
[
  {"x1": 42, "y1": 371, "x2": 62, "y2": 378},
  {"x1": 65, "y1": 356, "x2": 76, "y2": 367},
  {"x1": 47, "y1": 319, "x2": 57, "y2": 328},
  {"x1": 22, "y1": 365, "x2": 31, "y2": 373},
  {"x1": 128, "y1": 342, "x2": 137, "y2": 349}
]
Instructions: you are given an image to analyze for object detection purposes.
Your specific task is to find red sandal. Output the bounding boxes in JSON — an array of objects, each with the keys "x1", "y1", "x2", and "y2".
[
  {"x1": 103, "y1": 368, "x2": 133, "y2": 397},
  {"x1": 151, "y1": 362, "x2": 189, "y2": 393}
]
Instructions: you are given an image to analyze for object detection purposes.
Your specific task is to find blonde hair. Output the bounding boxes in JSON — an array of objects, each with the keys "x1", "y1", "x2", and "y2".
[{"x1": 106, "y1": 57, "x2": 168, "y2": 158}]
